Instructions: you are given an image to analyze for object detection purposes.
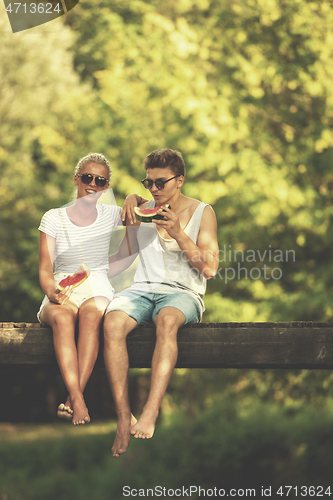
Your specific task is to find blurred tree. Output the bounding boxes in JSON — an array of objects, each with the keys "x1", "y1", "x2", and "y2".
[
  {"x1": 66, "y1": 0, "x2": 333, "y2": 322},
  {"x1": 3, "y1": 0, "x2": 333, "y2": 321},
  {"x1": 0, "y1": 15, "x2": 119, "y2": 321}
]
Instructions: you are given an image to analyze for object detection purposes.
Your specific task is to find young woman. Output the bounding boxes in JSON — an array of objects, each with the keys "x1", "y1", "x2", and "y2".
[{"x1": 38, "y1": 153, "x2": 143, "y2": 425}]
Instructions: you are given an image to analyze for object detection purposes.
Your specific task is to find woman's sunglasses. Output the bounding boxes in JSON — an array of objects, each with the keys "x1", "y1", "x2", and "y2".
[
  {"x1": 141, "y1": 175, "x2": 181, "y2": 190},
  {"x1": 77, "y1": 173, "x2": 108, "y2": 188}
]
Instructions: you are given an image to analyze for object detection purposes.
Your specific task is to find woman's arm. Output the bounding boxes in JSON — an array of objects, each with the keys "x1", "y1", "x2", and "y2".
[{"x1": 39, "y1": 231, "x2": 73, "y2": 305}]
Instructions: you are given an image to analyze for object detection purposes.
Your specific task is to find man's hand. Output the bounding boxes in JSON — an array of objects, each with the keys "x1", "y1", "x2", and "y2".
[
  {"x1": 48, "y1": 286, "x2": 73, "y2": 305},
  {"x1": 154, "y1": 204, "x2": 219, "y2": 280},
  {"x1": 152, "y1": 206, "x2": 182, "y2": 239}
]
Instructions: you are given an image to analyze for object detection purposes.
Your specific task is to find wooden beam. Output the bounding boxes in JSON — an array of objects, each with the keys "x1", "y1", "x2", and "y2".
[{"x1": 1, "y1": 322, "x2": 333, "y2": 369}]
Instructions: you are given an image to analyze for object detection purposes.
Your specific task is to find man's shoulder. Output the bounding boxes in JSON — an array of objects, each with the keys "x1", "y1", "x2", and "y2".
[
  {"x1": 182, "y1": 196, "x2": 201, "y2": 206},
  {"x1": 182, "y1": 196, "x2": 213, "y2": 211},
  {"x1": 179, "y1": 196, "x2": 201, "y2": 215},
  {"x1": 182, "y1": 197, "x2": 215, "y2": 217}
]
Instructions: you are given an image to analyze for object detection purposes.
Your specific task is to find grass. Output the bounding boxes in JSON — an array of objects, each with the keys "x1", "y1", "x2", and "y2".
[
  {"x1": 1, "y1": 399, "x2": 333, "y2": 500},
  {"x1": 0, "y1": 421, "x2": 117, "y2": 443},
  {"x1": 0, "y1": 421, "x2": 126, "y2": 500}
]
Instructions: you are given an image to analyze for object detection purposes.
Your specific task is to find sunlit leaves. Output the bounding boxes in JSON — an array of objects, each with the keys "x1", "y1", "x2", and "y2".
[
  {"x1": 0, "y1": 15, "x2": 102, "y2": 320},
  {"x1": 2, "y1": 0, "x2": 333, "y2": 322}
]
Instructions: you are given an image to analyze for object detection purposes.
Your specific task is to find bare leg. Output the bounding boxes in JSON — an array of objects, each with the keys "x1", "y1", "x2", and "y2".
[
  {"x1": 131, "y1": 307, "x2": 185, "y2": 439},
  {"x1": 103, "y1": 311, "x2": 138, "y2": 457},
  {"x1": 60, "y1": 296, "x2": 110, "y2": 422},
  {"x1": 40, "y1": 302, "x2": 90, "y2": 425}
]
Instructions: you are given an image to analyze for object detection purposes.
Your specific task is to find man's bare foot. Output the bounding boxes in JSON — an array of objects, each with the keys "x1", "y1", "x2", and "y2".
[
  {"x1": 57, "y1": 403, "x2": 73, "y2": 421},
  {"x1": 111, "y1": 414, "x2": 137, "y2": 458},
  {"x1": 112, "y1": 414, "x2": 132, "y2": 458},
  {"x1": 130, "y1": 410, "x2": 158, "y2": 439},
  {"x1": 71, "y1": 393, "x2": 90, "y2": 425}
]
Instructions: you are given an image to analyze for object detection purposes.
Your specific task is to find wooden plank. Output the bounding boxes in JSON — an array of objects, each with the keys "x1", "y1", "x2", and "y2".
[
  {"x1": 0, "y1": 327, "x2": 55, "y2": 364},
  {"x1": 127, "y1": 324, "x2": 333, "y2": 369},
  {"x1": 1, "y1": 322, "x2": 333, "y2": 369}
]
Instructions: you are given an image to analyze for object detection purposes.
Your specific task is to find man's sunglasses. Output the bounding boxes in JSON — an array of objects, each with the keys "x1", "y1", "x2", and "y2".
[
  {"x1": 77, "y1": 173, "x2": 108, "y2": 188},
  {"x1": 141, "y1": 175, "x2": 181, "y2": 190}
]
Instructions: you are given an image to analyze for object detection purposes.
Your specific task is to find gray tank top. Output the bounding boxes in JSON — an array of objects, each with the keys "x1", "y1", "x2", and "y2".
[{"x1": 129, "y1": 200, "x2": 209, "y2": 314}]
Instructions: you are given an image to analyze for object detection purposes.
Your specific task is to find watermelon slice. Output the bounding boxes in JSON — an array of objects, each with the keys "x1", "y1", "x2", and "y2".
[
  {"x1": 134, "y1": 204, "x2": 171, "y2": 223},
  {"x1": 57, "y1": 263, "x2": 90, "y2": 291}
]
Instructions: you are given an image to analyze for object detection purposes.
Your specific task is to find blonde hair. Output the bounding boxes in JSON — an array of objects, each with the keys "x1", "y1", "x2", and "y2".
[{"x1": 75, "y1": 153, "x2": 112, "y2": 180}]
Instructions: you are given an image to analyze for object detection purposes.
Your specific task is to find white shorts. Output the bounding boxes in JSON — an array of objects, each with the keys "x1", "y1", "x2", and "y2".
[{"x1": 37, "y1": 272, "x2": 115, "y2": 322}]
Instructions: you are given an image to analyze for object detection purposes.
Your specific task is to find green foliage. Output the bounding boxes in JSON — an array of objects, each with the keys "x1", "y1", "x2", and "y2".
[
  {"x1": 64, "y1": 0, "x2": 333, "y2": 321},
  {"x1": 2, "y1": 0, "x2": 333, "y2": 321},
  {"x1": 1, "y1": 399, "x2": 333, "y2": 499},
  {"x1": 166, "y1": 368, "x2": 333, "y2": 420},
  {"x1": 0, "y1": 15, "x2": 117, "y2": 321}
]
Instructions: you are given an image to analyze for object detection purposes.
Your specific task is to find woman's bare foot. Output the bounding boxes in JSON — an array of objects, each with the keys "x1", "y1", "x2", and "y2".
[
  {"x1": 57, "y1": 402, "x2": 73, "y2": 421},
  {"x1": 130, "y1": 413, "x2": 137, "y2": 427},
  {"x1": 112, "y1": 413, "x2": 137, "y2": 458},
  {"x1": 71, "y1": 393, "x2": 90, "y2": 425},
  {"x1": 130, "y1": 409, "x2": 158, "y2": 439}
]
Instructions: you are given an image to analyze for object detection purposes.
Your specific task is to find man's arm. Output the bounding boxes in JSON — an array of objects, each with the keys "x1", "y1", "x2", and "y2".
[
  {"x1": 153, "y1": 205, "x2": 219, "y2": 279},
  {"x1": 193, "y1": 206, "x2": 219, "y2": 278},
  {"x1": 109, "y1": 197, "x2": 146, "y2": 277},
  {"x1": 108, "y1": 225, "x2": 139, "y2": 278}
]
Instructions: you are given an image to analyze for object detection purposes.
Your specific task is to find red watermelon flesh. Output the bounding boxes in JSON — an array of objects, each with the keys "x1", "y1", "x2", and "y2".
[
  {"x1": 57, "y1": 263, "x2": 90, "y2": 291},
  {"x1": 139, "y1": 208, "x2": 161, "y2": 215},
  {"x1": 134, "y1": 204, "x2": 171, "y2": 222}
]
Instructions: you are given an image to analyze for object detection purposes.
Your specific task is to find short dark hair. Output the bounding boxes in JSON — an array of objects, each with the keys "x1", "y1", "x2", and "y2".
[{"x1": 143, "y1": 148, "x2": 185, "y2": 177}]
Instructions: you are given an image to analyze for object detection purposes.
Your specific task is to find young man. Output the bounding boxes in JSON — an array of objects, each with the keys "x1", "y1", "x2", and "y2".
[{"x1": 104, "y1": 148, "x2": 219, "y2": 457}]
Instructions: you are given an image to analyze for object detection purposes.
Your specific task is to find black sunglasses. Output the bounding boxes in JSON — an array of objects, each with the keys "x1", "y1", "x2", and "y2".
[
  {"x1": 141, "y1": 175, "x2": 181, "y2": 190},
  {"x1": 77, "y1": 173, "x2": 108, "y2": 188}
]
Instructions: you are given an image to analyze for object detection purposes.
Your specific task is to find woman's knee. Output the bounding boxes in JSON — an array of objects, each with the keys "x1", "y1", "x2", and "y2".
[
  {"x1": 78, "y1": 306, "x2": 103, "y2": 327},
  {"x1": 52, "y1": 311, "x2": 76, "y2": 330}
]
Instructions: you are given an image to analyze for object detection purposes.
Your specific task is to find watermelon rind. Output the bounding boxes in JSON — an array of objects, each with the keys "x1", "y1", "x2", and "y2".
[
  {"x1": 57, "y1": 263, "x2": 90, "y2": 291},
  {"x1": 134, "y1": 204, "x2": 171, "y2": 223}
]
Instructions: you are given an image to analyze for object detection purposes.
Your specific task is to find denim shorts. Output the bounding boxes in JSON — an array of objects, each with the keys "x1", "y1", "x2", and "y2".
[{"x1": 105, "y1": 289, "x2": 202, "y2": 325}]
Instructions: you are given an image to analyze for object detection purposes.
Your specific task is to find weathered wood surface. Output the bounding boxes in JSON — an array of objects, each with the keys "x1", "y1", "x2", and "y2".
[{"x1": 1, "y1": 322, "x2": 333, "y2": 369}]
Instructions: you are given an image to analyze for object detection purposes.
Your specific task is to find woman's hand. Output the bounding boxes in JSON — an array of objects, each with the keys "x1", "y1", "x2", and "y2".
[
  {"x1": 121, "y1": 194, "x2": 147, "y2": 225},
  {"x1": 47, "y1": 286, "x2": 73, "y2": 305}
]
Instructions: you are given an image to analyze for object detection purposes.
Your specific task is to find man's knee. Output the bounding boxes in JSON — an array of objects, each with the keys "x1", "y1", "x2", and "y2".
[
  {"x1": 104, "y1": 311, "x2": 134, "y2": 342},
  {"x1": 155, "y1": 308, "x2": 185, "y2": 335}
]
